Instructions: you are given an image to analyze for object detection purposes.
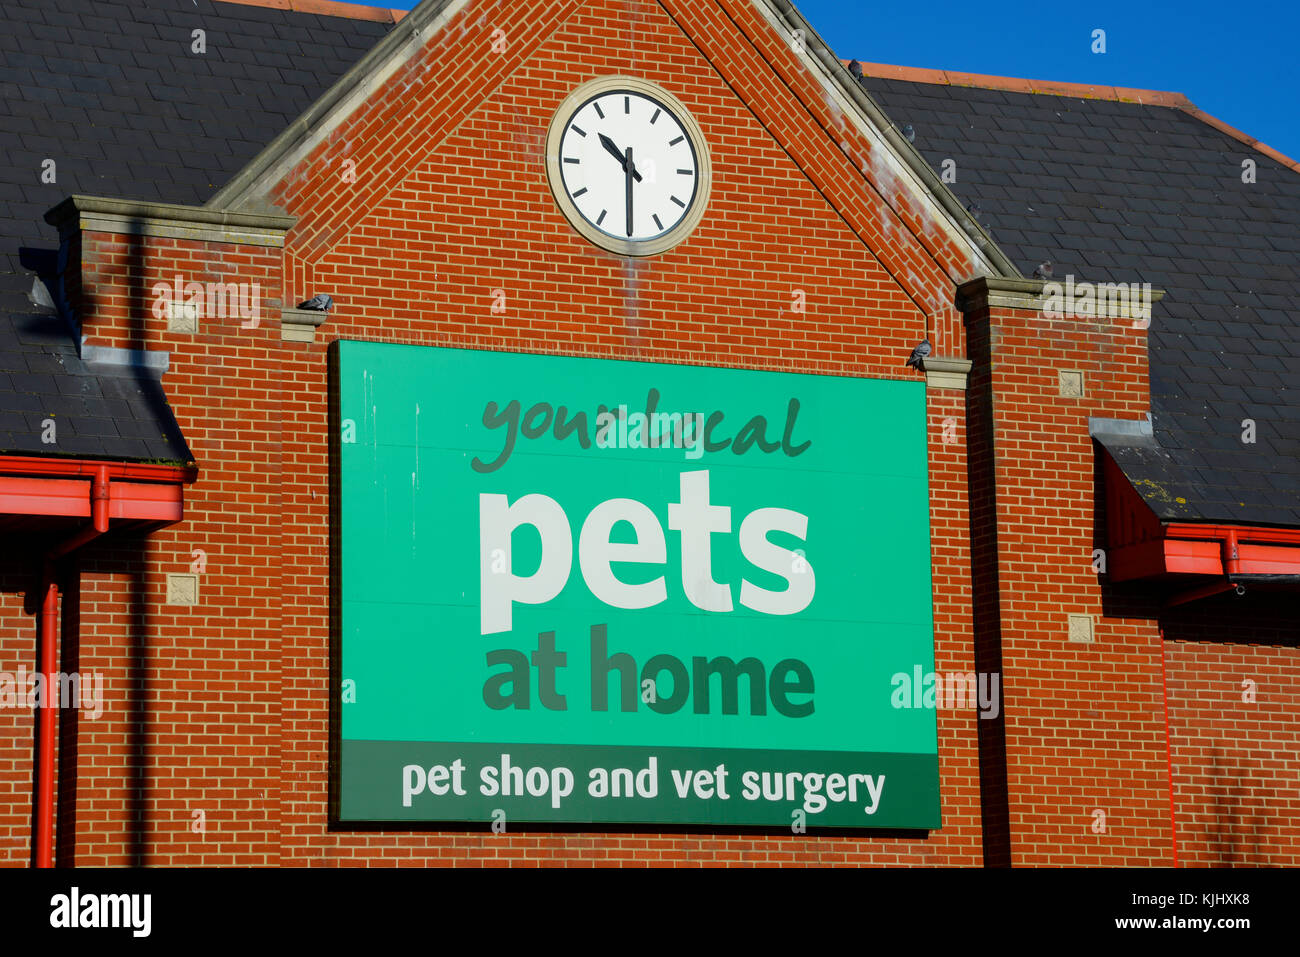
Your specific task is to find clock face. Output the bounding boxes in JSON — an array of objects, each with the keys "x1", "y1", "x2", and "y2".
[{"x1": 547, "y1": 78, "x2": 711, "y2": 256}]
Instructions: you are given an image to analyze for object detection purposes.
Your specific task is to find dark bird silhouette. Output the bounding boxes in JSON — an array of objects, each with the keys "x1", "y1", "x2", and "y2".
[
  {"x1": 848, "y1": 59, "x2": 863, "y2": 78},
  {"x1": 905, "y1": 339, "x2": 932, "y2": 369},
  {"x1": 298, "y1": 293, "x2": 334, "y2": 311},
  {"x1": 901, "y1": 123, "x2": 915, "y2": 143},
  {"x1": 1032, "y1": 261, "x2": 1053, "y2": 280}
]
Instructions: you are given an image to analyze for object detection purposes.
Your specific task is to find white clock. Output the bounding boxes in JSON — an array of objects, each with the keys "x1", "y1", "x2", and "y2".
[{"x1": 546, "y1": 76, "x2": 712, "y2": 256}]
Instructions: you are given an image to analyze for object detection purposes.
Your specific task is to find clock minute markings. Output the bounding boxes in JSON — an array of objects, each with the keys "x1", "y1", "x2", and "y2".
[{"x1": 558, "y1": 92, "x2": 698, "y2": 240}]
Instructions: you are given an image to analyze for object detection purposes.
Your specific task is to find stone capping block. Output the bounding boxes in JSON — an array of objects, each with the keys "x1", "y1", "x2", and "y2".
[
  {"x1": 281, "y1": 306, "x2": 329, "y2": 343},
  {"x1": 919, "y1": 356, "x2": 973, "y2": 391},
  {"x1": 956, "y1": 276, "x2": 1167, "y2": 320},
  {"x1": 44, "y1": 195, "x2": 296, "y2": 247}
]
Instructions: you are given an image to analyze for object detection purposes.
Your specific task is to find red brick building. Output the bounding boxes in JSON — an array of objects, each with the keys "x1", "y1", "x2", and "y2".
[{"x1": 0, "y1": 0, "x2": 1296, "y2": 866}]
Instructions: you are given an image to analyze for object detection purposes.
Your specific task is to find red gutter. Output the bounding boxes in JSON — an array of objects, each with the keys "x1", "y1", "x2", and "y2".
[
  {"x1": 0, "y1": 457, "x2": 194, "y2": 525},
  {"x1": 0, "y1": 455, "x2": 195, "y2": 482},
  {"x1": 2, "y1": 456, "x2": 195, "y2": 868},
  {"x1": 1161, "y1": 526, "x2": 1293, "y2": 605},
  {"x1": 1101, "y1": 455, "x2": 1300, "y2": 584},
  {"x1": 1109, "y1": 522, "x2": 1300, "y2": 582},
  {"x1": 1163, "y1": 523, "x2": 1300, "y2": 546}
]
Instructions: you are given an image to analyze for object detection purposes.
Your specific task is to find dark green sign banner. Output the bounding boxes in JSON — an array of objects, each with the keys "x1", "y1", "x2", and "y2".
[{"x1": 335, "y1": 342, "x2": 939, "y2": 828}]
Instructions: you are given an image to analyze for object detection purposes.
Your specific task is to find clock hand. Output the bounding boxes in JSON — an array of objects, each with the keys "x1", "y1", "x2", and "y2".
[
  {"x1": 625, "y1": 146, "x2": 634, "y2": 237},
  {"x1": 599, "y1": 132, "x2": 643, "y2": 182},
  {"x1": 598, "y1": 132, "x2": 623, "y2": 165}
]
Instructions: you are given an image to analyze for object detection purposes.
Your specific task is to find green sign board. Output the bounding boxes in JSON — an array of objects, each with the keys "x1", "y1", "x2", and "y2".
[{"x1": 334, "y1": 342, "x2": 939, "y2": 828}]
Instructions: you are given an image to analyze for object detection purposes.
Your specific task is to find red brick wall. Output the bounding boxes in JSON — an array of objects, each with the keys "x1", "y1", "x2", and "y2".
[
  {"x1": 275, "y1": 0, "x2": 977, "y2": 360},
  {"x1": 11, "y1": 226, "x2": 287, "y2": 865},
  {"x1": 4, "y1": 0, "x2": 1291, "y2": 868},
  {"x1": 964, "y1": 300, "x2": 1174, "y2": 866},
  {"x1": 73, "y1": 231, "x2": 280, "y2": 353},
  {"x1": 0, "y1": 562, "x2": 37, "y2": 865},
  {"x1": 1162, "y1": 596, "x2": 1300, "y2": 867},
  {"x1": 273, "y1": 0, "x2": 983, "y2": 866},
  {"x1": 0, "y1": 0, "x2": 992, "y2": 867}
]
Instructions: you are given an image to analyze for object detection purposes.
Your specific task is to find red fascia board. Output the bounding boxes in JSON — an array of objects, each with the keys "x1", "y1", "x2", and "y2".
[
  {"x1": 109, "y1": 481, "x2": 184, "y2": 523},
  {"x1": 0, "y1": 475, "x2": 91, "y2": 518},
  {"x1": 0, "y1": 456, "x2": 193, "y2": 522},
  {"x1": 1107, "y1": 540, "x2": 1166, "y2": 581},
  {"x1": 1164, "y1": 538, "x2": 1221, "y2": 576},
  {"x1": 1236, "y1": 543, "x2": 1300, "y2": 575},
  {"x1": 1111, "y1": 523, "x2": 1300, "y2": 580},
  {"x1": 0, "y1": 475, "x2": 184, "y2": 523}
]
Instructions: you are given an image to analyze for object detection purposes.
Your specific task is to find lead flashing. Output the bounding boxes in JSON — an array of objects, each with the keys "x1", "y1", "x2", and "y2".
[
  {"x1": 1090, "y1": 416, "x2": 1156, "y2": 448},
  {"x1": 82, "y1": 344, "x2": 171, "y2": 374}
]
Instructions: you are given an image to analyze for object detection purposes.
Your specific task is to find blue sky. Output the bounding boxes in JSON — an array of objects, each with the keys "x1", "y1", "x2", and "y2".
[{"x1": 366, "y1": 0, "x2": 1299, "y2": 160}]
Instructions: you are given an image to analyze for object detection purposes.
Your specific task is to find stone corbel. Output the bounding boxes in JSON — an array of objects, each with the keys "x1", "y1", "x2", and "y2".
[
  {"x1": 280, "y1": 306, "x2": 329, "y2": 343},
  {"x1": 919, "y1": 356, "x2": 973, "y2": 391}
]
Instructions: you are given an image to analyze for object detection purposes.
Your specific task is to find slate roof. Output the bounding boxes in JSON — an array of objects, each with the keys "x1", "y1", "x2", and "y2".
[
  {"x1": 0, "y1": 0, "x2": 394, "y2": 464},
  {"x1": 0, "y1": 286, "x2": 192, "y2": 460},
  {"x1": 856, "y1": 73, "x2": 1300, "y2": 527}
]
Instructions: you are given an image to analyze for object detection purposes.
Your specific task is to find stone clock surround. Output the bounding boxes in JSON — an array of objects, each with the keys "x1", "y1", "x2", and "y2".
[{"x1": 544, "y1": 75, "x2": 714, "y2": 258}]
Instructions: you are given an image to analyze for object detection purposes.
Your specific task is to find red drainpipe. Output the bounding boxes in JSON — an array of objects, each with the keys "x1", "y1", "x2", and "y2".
[{"x1": 33, "y1": 464, "x2": 110, "y2": 868}]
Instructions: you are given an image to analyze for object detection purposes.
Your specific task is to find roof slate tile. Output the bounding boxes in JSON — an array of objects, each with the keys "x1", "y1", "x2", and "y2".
[
  {"x1": 0, "y1": 0, "x2": 391, "y2": 465},
  {"x1": 861, "y1": 72, "x2": 1300, "y2": 526}
]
